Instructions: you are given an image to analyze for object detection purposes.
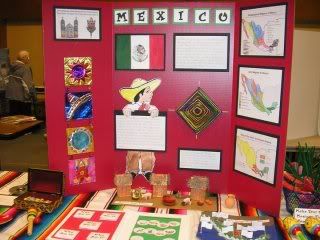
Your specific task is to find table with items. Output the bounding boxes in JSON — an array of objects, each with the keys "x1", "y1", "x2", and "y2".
[{"x1": 0, "y1": 171, "x2": 309, "y2": 240}]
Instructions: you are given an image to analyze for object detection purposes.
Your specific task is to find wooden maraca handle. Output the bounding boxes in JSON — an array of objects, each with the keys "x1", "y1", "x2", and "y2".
[
  {"x1": 27, "y1": 218, "x2": 35, "y2": 236},
  {"x1": 27, "y1": 208, "x2": 38, "y2": 236}
]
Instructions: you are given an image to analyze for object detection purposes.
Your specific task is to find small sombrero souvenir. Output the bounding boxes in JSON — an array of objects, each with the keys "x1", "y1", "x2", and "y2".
[{"x1": 119, "y1": 78, "x2": 161, "y2": 103}]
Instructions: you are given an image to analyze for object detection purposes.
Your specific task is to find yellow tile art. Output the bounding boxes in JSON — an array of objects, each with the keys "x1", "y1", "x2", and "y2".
[{"x1": 64, "y1": 57, "x2": 92, "y2": 86}]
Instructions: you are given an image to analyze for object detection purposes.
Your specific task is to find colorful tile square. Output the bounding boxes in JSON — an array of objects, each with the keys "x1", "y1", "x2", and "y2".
[
  {"x1": 64, "y1": 57, "x2": 92, "y2": 86},
  {"x1": 66, "y1": 126, "x2": 94, "y2": 155},
  {"x1": 65, "y1": 91, "x2": 93, "y2": 120},
  {"x1": 68, "y1": 157, "x2": 96, "y2": 185}
]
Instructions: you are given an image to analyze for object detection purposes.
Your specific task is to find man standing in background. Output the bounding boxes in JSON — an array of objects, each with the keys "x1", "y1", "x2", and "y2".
[{"x1": 6, "y1": 50, "x2": 35, "y2": 115}]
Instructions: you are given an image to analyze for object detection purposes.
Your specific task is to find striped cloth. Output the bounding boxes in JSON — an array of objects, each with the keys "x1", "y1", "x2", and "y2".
[{"x1": 0, "y1": 171, "x2": 297, "y2": 239}]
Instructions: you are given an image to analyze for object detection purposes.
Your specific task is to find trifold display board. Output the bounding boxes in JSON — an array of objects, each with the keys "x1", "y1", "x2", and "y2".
[{"x1": 43, "y1": 0, "x2": 294, "y2": 216}]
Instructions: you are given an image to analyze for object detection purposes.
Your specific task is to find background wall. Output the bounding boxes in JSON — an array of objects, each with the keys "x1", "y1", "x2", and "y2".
[
  {"x1": 287, "y1": 28, "x2": 320, "y2": 139},
  {"x1": 6, "y1": 22, "x2": 44, "y2": 87}
]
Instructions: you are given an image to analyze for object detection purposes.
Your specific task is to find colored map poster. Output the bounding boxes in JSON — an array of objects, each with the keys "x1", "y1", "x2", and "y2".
[
  {"x1": 240, "y1": 4, "x2": 286, "y2": 56},
  {"x1": 237, "y1": 67, "x2": 283, "y2": 124},
  {"x1": 234, "y1": 128, "x2": 278, "y2": 185},
  {"x1": 197, "y1": 212, "x2": 278, "y2": 240},
  {"x1": 129, "y1": 216, "x2": 181, "y2": 240}
]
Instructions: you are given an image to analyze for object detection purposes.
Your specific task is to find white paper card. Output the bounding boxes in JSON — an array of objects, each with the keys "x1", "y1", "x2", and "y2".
[
  {"x1": 99, "y1": 212, "x2": 120, "y2": 221},
  {"x1": 201, "y1": 221, "x2": 213, "y2": 229},
  {"x1": 200, "y1": 216, "x2": 211, "y2": 222},
  {"x1": 222, "y1": 226, "x2": 234, "y2": 233},
  {"x1": 215, "y1": 9, "x2": 231, "y2": 24},
  {"x1": 194, "y1": 9, "x2": 210, "y2": 24},
  {"x1": 86, "y1": 232, "x2": 110, "y2": 240},
  {"x1": 0, "y1": 195, "x2": 17, "y2": 206},
  {"x1": 294, "y1": 208, "x2": 320, "y2": 223},
  {"x1": 237, "y1": 224, "x2": 244, "y2": 230},
  {"x1": 152, "y1": 9, "x2": 168, "y2": 24},
  {"x1": 246, "y1": 226, "x2": 256, "y2": 231},
  {"x1": 212, "y1": 212, "x2": 218, "y2": 217},
  {"x1": 85, "y1": 188, "x2": 116, "y2": 210},
  {"x1": 112, "y1": 201, "x2": 153, "y2": 206},
  {"x1": 241, "y1": 229, "x2": 253, "y2": 238},
  {"x1": 179, "y1": 149, "x2": 221, "y2": 170},
  {"x1": 74, "y1": 210, "x2": 95, "y2": 219},
  {"x1": 251, "y1": 225, "x2": 266, "y2": 231},
  {"x1": 85, "y1": 202, "x2": 108, "y2": 210},
  {"x1": 212, "y1": 212, "x2": 229, "y2": 219},
  {"x1": 114, "y1": 9, "x2": 130, "y2": 25},
  {"x1": 223, "y1": 220, "x2": 234, "y2": 226},
  {"x1": 133, "y1": 9, "x2": 149, "y2": 24},
  {"x1": 115, "y1": 113, "x2": 166, "y2": 151},
  {"x1": 54, "y1": 229, "x2": 79, "y2": 240},
  {"x1": 79, "y1": 221, "x2": 102, "y2": 231},
  {"x1": 252, "y1": 221, "x2": 263, "y2": 227},
  {"x1": 221, "y1": 213, "x2": 229, "y2": 219},
  {"x1": 174, "y1": 35, "x2": 229, "y2": 70},
  {"x1": 173, "y1": 8, "x2": 189, "y2": 23}
]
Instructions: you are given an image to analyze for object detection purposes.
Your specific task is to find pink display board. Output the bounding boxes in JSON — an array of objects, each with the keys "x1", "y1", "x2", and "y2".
[
  {"x1": 229, "y1": 0, "x2": 294, "y2": 216},
  {"x1": 112, "y1": 1, "x2": 235, "y2": 193},
  {"x1": 43, "y1": 0, "x2": 294, "y2": 216},
  {"x1": 43, "y1": 0, "x2": 114, "y2": 196}
]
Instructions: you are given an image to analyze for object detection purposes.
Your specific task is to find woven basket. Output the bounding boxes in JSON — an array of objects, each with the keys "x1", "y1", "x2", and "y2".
[{"x1": 283, "y1": 188, "x2": 320, "y2": 214}]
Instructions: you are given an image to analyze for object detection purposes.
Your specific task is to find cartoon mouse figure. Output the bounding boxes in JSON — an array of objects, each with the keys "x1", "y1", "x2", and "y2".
[{"x1": 119, "y1": 78, "x2": 161, "y2": 181}]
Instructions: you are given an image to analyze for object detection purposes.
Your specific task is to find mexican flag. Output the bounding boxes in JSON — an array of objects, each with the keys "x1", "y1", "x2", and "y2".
[{"x1": 115, "y1": 34, "x2": 165, "y2": 70}]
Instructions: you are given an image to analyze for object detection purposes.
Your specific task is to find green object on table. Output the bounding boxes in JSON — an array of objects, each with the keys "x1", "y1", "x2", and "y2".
[
  {"x1": 129, "y1": 215, "x2": 181, "y2": 240},
  {"x1": 296, "y1": 232, "x2": 308, "y2": 240},
  {"x1": 285, "y1": 144, "x2": 320, "y2": 193}
]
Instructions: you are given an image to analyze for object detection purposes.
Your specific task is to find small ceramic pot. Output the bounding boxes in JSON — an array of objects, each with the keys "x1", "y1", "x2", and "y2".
[{"x1": 225, "y1": 194, "x2": 236, "y2": 208}]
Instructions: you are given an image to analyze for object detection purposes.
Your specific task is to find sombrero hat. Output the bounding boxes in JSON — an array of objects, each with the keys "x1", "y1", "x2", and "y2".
[{"x1": 119, "y1": 78, "x2": 161, "y2": 103}]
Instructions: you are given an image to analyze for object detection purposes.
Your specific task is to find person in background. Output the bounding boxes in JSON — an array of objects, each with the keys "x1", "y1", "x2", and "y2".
[
  {"x1": 5, "y1": 50, "x2": 35, "y2": 116},
  {"x1": 0, "y1": 63, "x2": 9, "y2": 90},
  {"x1": 0, "y1": 63, "x2": 9, "y2": 116}
]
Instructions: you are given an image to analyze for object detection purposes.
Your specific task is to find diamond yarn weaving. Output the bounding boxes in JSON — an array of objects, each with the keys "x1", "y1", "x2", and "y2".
[{"x1": 177, "y1": 88, "x2": 221, "y2": 134}]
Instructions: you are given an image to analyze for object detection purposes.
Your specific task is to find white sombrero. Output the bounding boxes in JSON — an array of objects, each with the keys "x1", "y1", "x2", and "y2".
[{"x1": 119, "y1": 78, "x2": 161, "y2": 103}]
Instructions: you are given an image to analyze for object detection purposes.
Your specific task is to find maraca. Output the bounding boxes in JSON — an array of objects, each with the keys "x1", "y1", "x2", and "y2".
[
  {"x1": 0, "y1": 207, "x2": 19, "y2": 225},
  {"x1": 305, "y1": 217, "x2": 320, "y2": 236},
  {"x1": 283, "y1": 216, "x2": 308, "y2": 240},
  {"x1": 27, "y1": 207, "x2": 38, "y2": 236}
]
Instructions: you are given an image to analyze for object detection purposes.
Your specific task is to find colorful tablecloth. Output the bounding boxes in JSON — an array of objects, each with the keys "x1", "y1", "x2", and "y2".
[{"x1": 0, "y1": 171, "x2": 297, "y2": 240}]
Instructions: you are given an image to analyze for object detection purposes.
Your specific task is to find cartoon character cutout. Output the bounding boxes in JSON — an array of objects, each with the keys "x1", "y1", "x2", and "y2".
[{"x1": 119, "y1": 78, "x2": 161, "y2": 181}]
